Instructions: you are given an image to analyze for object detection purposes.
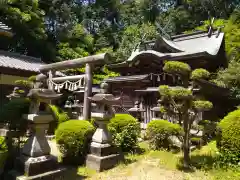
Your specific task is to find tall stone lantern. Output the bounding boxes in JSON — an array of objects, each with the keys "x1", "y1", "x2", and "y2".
[
  {"x1": 86, "y1": 82, "x2": 123, "y2": 172},
  {"x1": 10, "y1": 74, "x2": 65, "y2": 179}
]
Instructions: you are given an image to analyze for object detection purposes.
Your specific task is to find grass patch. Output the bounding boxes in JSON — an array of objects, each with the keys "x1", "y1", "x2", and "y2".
[
  {"x1": 148, "y1": 150, "x2": 181, "y2": 170},
  {"x1": 78, "y1": 166, "x2": 97, "y2": 177},
  {"x1": 75, "y1": 141, "x2": 240, "y2": 180}
]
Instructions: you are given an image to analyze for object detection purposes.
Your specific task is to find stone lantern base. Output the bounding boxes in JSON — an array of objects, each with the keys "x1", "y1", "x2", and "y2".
[
  {"x1": 8, "y1": 155, "x2": 67, "y2": 180},
  {"x1": 86, "y1": 142, "x2": 123, "y2": 172},
  {"x1": 7, "y1": 113, "x2": 67, "y2": 180}
]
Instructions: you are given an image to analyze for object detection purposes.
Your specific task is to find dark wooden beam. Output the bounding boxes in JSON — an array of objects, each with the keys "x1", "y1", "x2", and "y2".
[{"x1": 39, "y1": 53, "x2": 110, "y2": 72}]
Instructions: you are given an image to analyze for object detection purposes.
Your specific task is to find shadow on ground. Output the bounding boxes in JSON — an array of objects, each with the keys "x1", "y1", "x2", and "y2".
[
  {"x1": 177, "y1": 154, "x2": 216, "y2": 173},
  {"x1": 61, "y1": 166, "x2": 88, "y2": 180}
]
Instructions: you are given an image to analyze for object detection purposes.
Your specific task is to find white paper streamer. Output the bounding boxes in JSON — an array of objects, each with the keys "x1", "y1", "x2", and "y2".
[{"x1": 48, "y1": 77, "x2": 85, "y2": 92}]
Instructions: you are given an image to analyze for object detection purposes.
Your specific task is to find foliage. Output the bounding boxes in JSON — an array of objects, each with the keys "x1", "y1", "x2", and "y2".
[
  {"x1": 192, "y1": 100, "x2": 213, "y2": 110},
  {"x1": 163, "y1": 61, "x2": 191, "y2": 76},
  {"x1": 55, "y1": 120, "x2": 95, "y2": 165},
  {"x1": 200, "y1": 10, "x2": 240, "y2": 99},
  {"x1": 217, "y1": 109, "x2": 240, "y2": 164},
  {"x1": 0, "y1": 98, "x2": 30, "y2": 131},
  {"x1": 48, "y1": 105, "x2": 69, "y2": 124},
  {"x1": 0, "y1": 137, "x2": 7, "y2": 152},
  {"x1": 191, "y1": 69, "x2": 210, "y2": 80},
  {"x1": 159, "y1": 85, "x2": 192, "y2": 100},
  {"x1": 170, "y1": 87, "x2": 192, "y2": 100},
  {"x1": 191, "y1": 137, "x2": 203, "y2": 147},
  {"x1": 56, "y1": 24, "x2": 94, "y2": 61},
  {"x1": 115, "y1": 23, "x2": 158, "y2": 62},
  {"x1": 146, "y1": 120, "x2": 183, "y2": 150},
  {"x1": 108, "y1": 114, "x2": 141, "y2": 152}
]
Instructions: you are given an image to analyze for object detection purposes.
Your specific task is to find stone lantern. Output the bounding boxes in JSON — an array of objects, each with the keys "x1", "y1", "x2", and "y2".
[
  {"x1": 86, "y1": 82, "x2": 123, "y2": 172},
  {"x1": 128, "y1": 100, "x2": 145, "y2": 121},
  {"x1": 10, "y1": 75, "x2": 66, "y2": 179},
  {"x1": 151, "y1": 99, "x2": 162, "y2": 120}
]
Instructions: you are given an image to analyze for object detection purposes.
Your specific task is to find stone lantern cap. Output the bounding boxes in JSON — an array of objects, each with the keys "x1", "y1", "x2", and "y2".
[
  {"x1": 27, "y1": 88, "x2": 62, "y2": 102},
  {"x1": 88, "y1": 94, "x2": 121, "y2": 105},
  {"x1": 151, "y1": 107, "x2": 161, "y2": 112},
  {"x1": 128, "y1": 107, "x2": 145, "y2": 112},
  {"x1": 151, "y1": 99, "x2": 162, "y2": 112},
  {"x1": 128, "y1": 100, "x2": 145, "y2": 112},
  {"x1": 88, "y1": 82, "x2": 121, "y2": 105}
]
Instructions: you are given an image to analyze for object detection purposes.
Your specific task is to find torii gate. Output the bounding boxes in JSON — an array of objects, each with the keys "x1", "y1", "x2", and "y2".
[{"x1": 39, "y1": 53, "x2": 110, "y2": 120}]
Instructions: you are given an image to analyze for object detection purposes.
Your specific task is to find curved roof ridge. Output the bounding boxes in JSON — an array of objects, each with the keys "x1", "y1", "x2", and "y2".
[
  {"x1": 158, "y1": 36, "x2": 184, "y2": 52},
  {"x1": 127, "y1": 50, "x2": 168, "y2": 63}
]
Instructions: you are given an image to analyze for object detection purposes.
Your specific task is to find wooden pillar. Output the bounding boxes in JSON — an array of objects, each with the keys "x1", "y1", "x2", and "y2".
[{"x1": 83, "y1": 63, "x2": 93, "y2": 120}]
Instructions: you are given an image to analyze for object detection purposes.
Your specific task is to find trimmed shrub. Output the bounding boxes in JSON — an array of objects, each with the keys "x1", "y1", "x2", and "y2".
[
  {"x1": 217, "y1": 109, "x2": 240, "y2": 164},
  {"x1": 159, "y1": 85, "x2": 192, "y2": 100},
  {"x1": 47, "y1": 105, "x2": 69, "y2": 134},
  {"x1": 146, "y1": 120, "x2": 183, "y2": 150},
  {"x1": 108, "y1": 114, "x2": 141, "y2": 152},
  {"x1": 55, "y1": 120, "x2": 95, "y2": 165},
  {"x1": 191, "y1": 68, "x2": 210, "y2": 80},
  {"x1": 192, "y1": 100, "x2": 213, "y2": 110},
  {"x1": 163, "y1": 61, "x2": 191, "y2": 76},
  {"x1": 0, "y1": 98, "x2": 30, "y2": 132}
]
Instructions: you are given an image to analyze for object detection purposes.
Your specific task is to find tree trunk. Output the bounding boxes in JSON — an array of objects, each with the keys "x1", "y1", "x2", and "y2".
[{"x1": 183, "y1": 114, "x2": 190, "y2": 168}]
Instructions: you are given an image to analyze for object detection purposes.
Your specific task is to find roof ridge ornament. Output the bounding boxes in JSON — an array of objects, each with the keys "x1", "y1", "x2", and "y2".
[
  {"x1": 155, "y1": 20, "x2": 172, "y2": 40},
  {"x1": 207, "y1": 17, "x2": 215, "y2": 37}
]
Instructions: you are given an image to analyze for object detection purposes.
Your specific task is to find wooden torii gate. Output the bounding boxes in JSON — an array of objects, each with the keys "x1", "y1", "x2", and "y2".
[{"x1": 39, "y1": 53, "x2": 110, "y2": 120}]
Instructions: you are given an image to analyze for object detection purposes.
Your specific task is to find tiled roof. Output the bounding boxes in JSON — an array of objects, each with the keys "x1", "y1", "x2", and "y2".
[
  {"x1": 108, "y1": 30, "x2": 225, "y2": 69},
  {"x1": 0, "y1": 50, "x2": 43, "y2": 73}
]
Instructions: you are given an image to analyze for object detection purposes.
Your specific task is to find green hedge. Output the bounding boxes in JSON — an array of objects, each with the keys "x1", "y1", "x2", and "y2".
[
  {"x1": 55, "y1": 120, "x2": 95, "y2": 165},
  {"x1": 217, "y1": 109, "x2": 240, "y2": 164},
  {"x1": 146, "y1": 120, "x2": 183, "y2": 150},
  {"x1": 108, "y1": 114, "x2": 141, "y2": 152}
]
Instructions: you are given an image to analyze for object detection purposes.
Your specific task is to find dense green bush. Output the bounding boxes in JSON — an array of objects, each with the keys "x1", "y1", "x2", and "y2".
[
  {"x1": 191, "y1": 68, "x2": 210, "y2": 80},
  {"x1": 48, "y1": 105, "x2": 69, "y2": 124},
  {"x1": 146, "y1": 120, "x2": 183, "y2": 150},
  {"x1": 55, "y1": 120, "x2": 94, "y2": 165},
  {"x1": 108, "y1": 114, "x2": 141, "y2": 152},
  {"x1": 192, "y1": 100, "x2": 213, "y2": 110},
  {"x1": 163, "y1": 61, "x2": 191, "y2": 76},
  {"x1": 217, "y1": 109, "x2": 240, "y2": 164},
  {"x1": 159, "y1": 85, "x2": 192, "y2": 100},
  {"x1": 0, "y1": 98, "x2": 30, "y2": 132}
]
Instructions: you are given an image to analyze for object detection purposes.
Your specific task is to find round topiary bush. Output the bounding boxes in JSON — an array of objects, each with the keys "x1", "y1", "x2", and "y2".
[
  {"x1": 108, "y1": 114, "x2": 141, "y2": 152},
  {"x1": 146, "y1": 120, "x2": 183, "y2": 150},
  {"x1": 55, "y1": 120, "x2": 95, "y2": 165},
  {"x1": 217, "y1": 109, "x2": 240, "y2": 164},
  {"x1": 191, "y1": 68, "x2": 210, "y2": 80}
]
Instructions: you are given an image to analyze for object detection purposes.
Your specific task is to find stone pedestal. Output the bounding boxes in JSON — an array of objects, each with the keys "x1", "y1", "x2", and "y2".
[
  {"x1": 86, "y1": 120, "x2": 122, "y2": 172},
  {"x1": 9, "y1": 113, "x2": 66, "y2": 180}
]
